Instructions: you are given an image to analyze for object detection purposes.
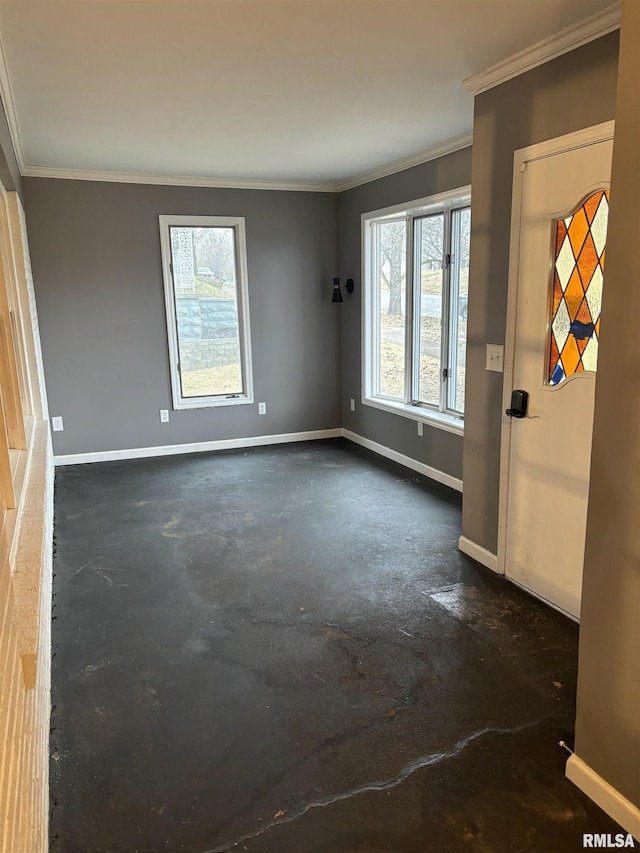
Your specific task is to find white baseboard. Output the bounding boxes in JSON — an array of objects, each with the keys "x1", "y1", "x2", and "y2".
[
  {"x1": 54, "y1": 429, "x2": 465, "y2": 497},
  {"x1": 566, "y1": 754, "x2": 640, "y2": 842},
  {"x1": 341, "y1": 429, "x2": 463, "y2": 492},
  {"x1": 54, "y1": 428, "x2": 342, "y2": 466},
  {"x1": 458, "y1": 535, "x2": 499, "y2": 572}
]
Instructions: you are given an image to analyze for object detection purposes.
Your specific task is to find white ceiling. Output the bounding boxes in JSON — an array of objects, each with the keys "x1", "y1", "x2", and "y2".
[{"x1": 0, "y1": 0, "x2": 618, "y2": 188}]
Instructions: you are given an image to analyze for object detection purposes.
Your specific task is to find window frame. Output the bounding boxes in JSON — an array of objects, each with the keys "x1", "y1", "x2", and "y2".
[
  {"x1": 361, "y1": 187, "x2": 470, "y2": 435},
  {"x1": 159, "y1": 214, "x2": 254, "y2": 410}
]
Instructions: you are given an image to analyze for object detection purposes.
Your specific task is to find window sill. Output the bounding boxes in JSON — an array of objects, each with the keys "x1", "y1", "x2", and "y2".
[
  {"x1": 174, "y1": 394, "x2": 254, "y2": 410},
  {"x1": 362, "y1": 396, "x2": 464, "y2": 436}
]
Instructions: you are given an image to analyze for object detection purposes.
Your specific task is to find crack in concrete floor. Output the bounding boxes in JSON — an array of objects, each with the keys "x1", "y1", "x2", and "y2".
[{"x1": 202, "y1": 718, "x2": 549, "y2": 853}]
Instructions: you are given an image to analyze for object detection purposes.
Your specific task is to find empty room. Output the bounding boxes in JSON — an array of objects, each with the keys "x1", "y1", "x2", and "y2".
[{"x1": 0, "y1": 1, "x2": 638, "y2": 851}]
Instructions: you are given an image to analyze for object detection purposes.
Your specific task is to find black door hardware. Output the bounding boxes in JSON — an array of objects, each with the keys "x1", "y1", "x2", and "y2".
[{"x1": 506, "y1": 389, "x2": 528, "y2": 418}]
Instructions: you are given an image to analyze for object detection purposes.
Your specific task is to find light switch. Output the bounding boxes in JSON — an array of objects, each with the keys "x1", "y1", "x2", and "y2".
[{"x1": 486, "y1": 344, "x2": 504, "y2": 373}]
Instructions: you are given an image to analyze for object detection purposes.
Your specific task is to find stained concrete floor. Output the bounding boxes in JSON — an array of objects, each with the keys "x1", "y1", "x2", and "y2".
[{"x1": 50, "y1": 438, "x2": 625, "y2": 852}]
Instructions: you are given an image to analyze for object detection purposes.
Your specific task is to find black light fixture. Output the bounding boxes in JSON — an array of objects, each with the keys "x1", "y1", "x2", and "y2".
[{"x1": 331, "y1": 277, "x2": 354, "y2": 302}]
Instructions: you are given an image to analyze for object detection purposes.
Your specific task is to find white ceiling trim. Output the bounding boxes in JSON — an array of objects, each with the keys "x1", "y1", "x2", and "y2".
[
  {"x1": 20, "y1": 132, "x2": 474, "y2": 194},
  {"x1": 335, "y1": 133, "x2": 473, "y2": 193},
  {"x1": 4, "y1": 3, "x2": 617, "y2": 190},
  {"x1": 20, "y1": 165, "x2": 339, "y2": 193},
  {"x1": 463, "y1": 1, "x2": 622, "y2": 96},
  {"x1": 0, "y1": 30, "x2": 25, "y2": 172}
]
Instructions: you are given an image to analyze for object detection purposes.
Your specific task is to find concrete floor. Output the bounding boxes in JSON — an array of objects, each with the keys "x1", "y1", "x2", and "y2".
[{"x1": 50, "y1": 439, "x2": 624, "y2": 852}]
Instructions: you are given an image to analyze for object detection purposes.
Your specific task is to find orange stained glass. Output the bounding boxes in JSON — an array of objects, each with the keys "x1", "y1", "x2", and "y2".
[
  {"x1": 564, "y1": 269, "x2": 584, "y2": 319},
  {"x1": 583, "y1": 192, "x2": 601, "y2": 223},
  {"x1": 567, "y1": 207, "x2": 589, "y2": 257},
  {"x1": 552, "y1": 274, "x2": 563, "y2": 316},
  {"x1": 576, "y1": 300, "x2": 592, "y2": 327},
  {"x1": 548, "y1": 189, "x2": 609, "y2": 386},
  {"x1": 578, "y1": 233, "x2": 598, "y2": 283},
  {"x1": 561, "y1": 335, "x2": 581, "y2": 376},
  {"x1": 550, "y1": 335, "x2": 559, "y2": 374}
]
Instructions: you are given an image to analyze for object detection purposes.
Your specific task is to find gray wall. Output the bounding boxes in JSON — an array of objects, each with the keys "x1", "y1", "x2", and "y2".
[
  {"x1": 23, "y1": 179, "x2": 340, "y2": 455},
  {"x1": 338, "y1": 148, "x2": 473, "y2": 481},
  {"x1": 19, "y1": 31, "x2": 620, "y2": 486},
  {"x1": 575, "y1": 0, "x2": 639, "y2": 810},
  {"x1": 463, "y1": 32, "x2": 620, "y2": 554}
]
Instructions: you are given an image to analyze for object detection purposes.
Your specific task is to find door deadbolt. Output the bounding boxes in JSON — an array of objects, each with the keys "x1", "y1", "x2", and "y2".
[{"x1": 506, "y1": 389, "x2": 528, "y2": 418}]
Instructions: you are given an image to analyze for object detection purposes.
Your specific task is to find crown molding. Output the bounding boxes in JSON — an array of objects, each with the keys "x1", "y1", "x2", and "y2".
[
  {"x1": 0, "y1": 3, "x2": 620, "y2": 190},
  {"x1": 20, "y1": 134, "x2": 474, "y2": 194},
  {"x1": 0, "y1": 24, "x2": 471, "y2": 192},
  {"x1": 335, "y1": 132, "x2": 473, "y2": 193},
  {"x1": 0, "y1": 30, "x2": 25, "y2": 171},
  {"x1": 20, "y1": 164, "x2": 339, "y2": 193},
  {"x1": 463, "y1": 2, "x2": 622, "y2": 96}
]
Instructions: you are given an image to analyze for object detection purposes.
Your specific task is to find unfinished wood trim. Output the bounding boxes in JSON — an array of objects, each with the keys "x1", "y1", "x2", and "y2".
[
  {"x1": 0, "y1": 178, "x2": 52, "y2": 852},
  {"x1": 5, "y1": 195, "x2": 45, "y2": 421},
  {"x1": 0, "y1": 193, "x2": 32, "y2": 417},
  {"x1": 20, "y1": 653, "x2": 36, "y2": 690},
  {"x1": 9, "y1": 310, "x2": 28, "y2": 415},
  {"x1": 0, "y1": 316, "x2": 26, "y2": 450},
  {"x1": 0, "y1": 200, "x2": 28, "y2": 450},
  {"x1": 0, "y1": 390, "x2": 15, "y2": 510}
]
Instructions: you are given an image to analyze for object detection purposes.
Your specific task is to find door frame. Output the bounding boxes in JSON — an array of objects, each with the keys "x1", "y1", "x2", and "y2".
[{"x1": 496, "y1": 120, "x2": 616, "y2": 615}]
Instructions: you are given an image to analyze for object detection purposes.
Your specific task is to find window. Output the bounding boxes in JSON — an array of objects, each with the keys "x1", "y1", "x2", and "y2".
[
  {"x1": 159, "y1": 216, "x2": 253, "y2": 409},
  {"x1": 548, "y1": 189, "x2": 609, "y2": 386},
  {"x1": 362, "y1": 189, "x2": 470, "y2": 431}
]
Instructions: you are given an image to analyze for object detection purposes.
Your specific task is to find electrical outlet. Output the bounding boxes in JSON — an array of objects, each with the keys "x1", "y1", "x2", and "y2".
[
  {"x1": 417, "y1": 421, "x2": 423, "y2": 436},
  {"x1": 350, "y1": 398, "x2": 355, "y2": 412},
  {"x1": 258, "y1": 402, "x2": 267, "y2": 415},
  {"x1": 51, "y1": 416, "x2": 64, "y2": 432},
  {"x1": 160, "y1": 409, "x2": 169, "y2": 423}
]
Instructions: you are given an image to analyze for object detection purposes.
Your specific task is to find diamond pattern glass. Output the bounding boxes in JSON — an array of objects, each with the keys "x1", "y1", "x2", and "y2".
[{"x1": 548, "y1": 190, "x2": 609, "y2": 386}]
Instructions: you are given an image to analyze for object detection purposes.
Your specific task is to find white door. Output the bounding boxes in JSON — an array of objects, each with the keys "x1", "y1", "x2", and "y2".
[{"x1": 501, "y1": 128, "x2": 613, "y2": 619}]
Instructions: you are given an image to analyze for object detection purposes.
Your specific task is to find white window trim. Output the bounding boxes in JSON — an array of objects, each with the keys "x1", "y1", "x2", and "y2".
[
  {"x1": 362, "y1": 395, "x2": 464, "y2": 436},
  {"x1": 159, "y1": 214, "x2": 254, "y2": 410},
  {"x1": 361, "y1": 186, "x2": 470, "y2": 436}
]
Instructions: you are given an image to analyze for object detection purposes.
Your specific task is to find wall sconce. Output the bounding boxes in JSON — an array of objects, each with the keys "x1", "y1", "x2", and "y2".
[{"x1": 331, "y1": 277, "x2": 354, "y2": 303}]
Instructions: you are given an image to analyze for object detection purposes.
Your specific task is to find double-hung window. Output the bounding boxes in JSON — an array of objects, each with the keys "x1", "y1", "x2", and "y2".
[
  {"x1": 362, "y1": 188, "x2": 470, "y2": 431},
  {"x1": 159, "y1": 215, "x2": 253, "y2": 409}
]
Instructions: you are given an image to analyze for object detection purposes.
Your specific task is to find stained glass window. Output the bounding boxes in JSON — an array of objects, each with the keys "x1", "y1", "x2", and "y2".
[{"x1": 548, "y1": 189, "x2": 609, "y2": 386}]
